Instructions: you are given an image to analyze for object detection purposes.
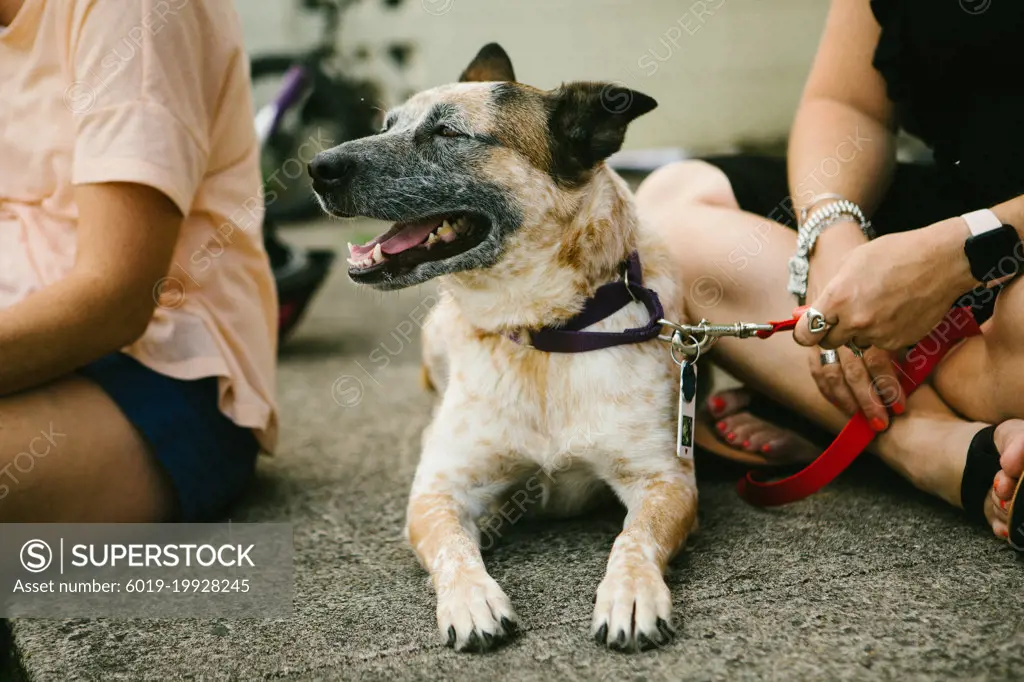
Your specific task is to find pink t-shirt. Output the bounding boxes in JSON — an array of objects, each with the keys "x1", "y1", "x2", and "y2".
[{"x1": 0, "y1": 0, "x2": 278, "y2": 450}]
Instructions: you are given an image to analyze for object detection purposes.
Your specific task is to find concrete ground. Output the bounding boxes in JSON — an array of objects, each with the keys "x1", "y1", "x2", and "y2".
[{"x1": 7, "y1": 220, "x2": 1024, "y2": 681}]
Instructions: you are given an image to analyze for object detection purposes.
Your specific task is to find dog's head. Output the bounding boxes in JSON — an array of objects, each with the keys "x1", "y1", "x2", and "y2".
[{"x1": 310, "y1": 43, "x2": 656, "y2": 290}]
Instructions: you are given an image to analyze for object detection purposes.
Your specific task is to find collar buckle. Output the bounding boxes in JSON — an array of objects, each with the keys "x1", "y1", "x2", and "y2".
[{"x1": 622, "y1": 262, "x2": 639, "y2": 303}]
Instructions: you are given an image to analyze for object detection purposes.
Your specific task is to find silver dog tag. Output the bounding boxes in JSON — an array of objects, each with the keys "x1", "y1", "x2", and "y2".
[{"x1": 677, "y1": 360, "x2": 698, "y2": 460}]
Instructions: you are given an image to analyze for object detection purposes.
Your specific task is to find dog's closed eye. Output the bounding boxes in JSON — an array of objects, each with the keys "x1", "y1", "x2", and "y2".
[{"x1": 434, "y1": 124, "x2": 464, "y2": 139}]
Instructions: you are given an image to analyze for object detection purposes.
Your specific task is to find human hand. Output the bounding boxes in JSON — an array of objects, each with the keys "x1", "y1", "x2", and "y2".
[
  {"x1": 794, "y1": 218, "x2": 978, "y2": 350},
  {"x1": 807, "y1": 344, "x2": 905, "y2": 431}
]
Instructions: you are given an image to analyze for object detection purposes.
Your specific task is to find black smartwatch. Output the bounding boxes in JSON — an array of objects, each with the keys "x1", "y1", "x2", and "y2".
[{"x1": 961, "y1": 209, "x2": 1024, "y2": 283}]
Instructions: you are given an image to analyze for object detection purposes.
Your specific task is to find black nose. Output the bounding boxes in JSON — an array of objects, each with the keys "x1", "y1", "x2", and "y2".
[{"x1": 308, "y1": 153, "x2": 352, "y2": 185}]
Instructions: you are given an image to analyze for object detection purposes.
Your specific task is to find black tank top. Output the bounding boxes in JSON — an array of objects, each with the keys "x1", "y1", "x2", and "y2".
[{"x1": 870, "y1": 0, "x2": 1024, "y2": 206}]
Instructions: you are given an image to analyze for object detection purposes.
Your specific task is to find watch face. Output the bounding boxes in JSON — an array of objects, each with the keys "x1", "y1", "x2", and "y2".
[{"x1": 965, "y1": 225, "x2": 1022, "y2": 282}]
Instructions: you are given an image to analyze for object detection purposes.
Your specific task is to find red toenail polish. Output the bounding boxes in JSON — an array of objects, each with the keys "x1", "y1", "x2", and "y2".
[
  {"x1": 995, "y1": 481, "x2": 1000, "y2": 492},
  {"x1": 761, "y1": 444, "x2": 771, "y2": 454},
  {"x1": 870, "y1": 418, "x2": 886, "y2": 432},
  {"x1": 1001, "y1": 499, "x2": 1008, "y2": 511},
  {"x1": 742, "y1": 440, "x2": 751, "y2": 449},
  {"x1": 717, "y1": 421, "x2": 727, "y2": 432},
  {"x1": 1002, "y1": 530, "x2": 1010, "y2": 539},
  {"x1": 711, "y1": 396, "x2": 726, "y2": 414},
  {"x1": 892, "y1": 402, "x2": 905, "y2": 416},
  {"x1": 726, "y1": 432, "x2": 736, "y2": 442}
]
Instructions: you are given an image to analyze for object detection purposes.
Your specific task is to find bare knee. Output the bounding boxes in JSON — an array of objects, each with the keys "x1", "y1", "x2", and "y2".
[
  {"x1": 634, "y1": 160, "x2": 739, "y2": 214},
  {"x1": 634, "y1": 160, "x2": 747, "y2": 284}
]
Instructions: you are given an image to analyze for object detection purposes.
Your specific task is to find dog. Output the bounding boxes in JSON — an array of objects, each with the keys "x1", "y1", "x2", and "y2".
[{"x1": 310, "y1": 43, "x2": 698, "y2": 653}]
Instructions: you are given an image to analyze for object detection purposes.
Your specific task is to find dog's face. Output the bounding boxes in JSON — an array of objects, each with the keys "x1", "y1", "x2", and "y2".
[{"x1": 310, "y1": 43, "x2": 656, "y2": 290}]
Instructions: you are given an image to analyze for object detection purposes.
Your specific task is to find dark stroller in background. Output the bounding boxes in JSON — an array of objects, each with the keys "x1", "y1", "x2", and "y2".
[{"x1": 253, "y1": 0, "x2": 386, "y2": 342}]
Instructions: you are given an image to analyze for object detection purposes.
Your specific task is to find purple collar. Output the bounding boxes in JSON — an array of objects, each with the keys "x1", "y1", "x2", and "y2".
[{"x1": 505, "y1": 251, "x2": 665, "y2": 353}]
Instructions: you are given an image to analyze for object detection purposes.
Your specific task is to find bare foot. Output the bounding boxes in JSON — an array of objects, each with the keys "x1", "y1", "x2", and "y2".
[
  {"x1": 984, "y1": 420, "x2": 1024, "y2": 541},
  {"x1": 706, "y1": 388, "x2": 819, "y2": 464}
]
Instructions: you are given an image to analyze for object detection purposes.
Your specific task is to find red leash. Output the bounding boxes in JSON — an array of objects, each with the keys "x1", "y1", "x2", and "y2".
[{"x1": 734, "y1": 306, "x2": 981, "y2": 507}]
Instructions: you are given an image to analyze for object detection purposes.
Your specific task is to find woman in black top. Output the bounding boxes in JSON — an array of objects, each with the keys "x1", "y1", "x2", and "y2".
[{"x1": 636, "y1": 0, "x2": 1024, "y2": 547}]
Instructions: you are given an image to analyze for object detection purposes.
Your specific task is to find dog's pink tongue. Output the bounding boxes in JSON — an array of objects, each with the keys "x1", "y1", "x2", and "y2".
[{"x1": 379, "y1": 219, "x2": 438, "y2": 255}]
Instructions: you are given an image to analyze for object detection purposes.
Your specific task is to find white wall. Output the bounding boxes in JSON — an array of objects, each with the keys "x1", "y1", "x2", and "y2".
[{"x1": 236, "y1": 0, "x2": 829, "y2": 153}]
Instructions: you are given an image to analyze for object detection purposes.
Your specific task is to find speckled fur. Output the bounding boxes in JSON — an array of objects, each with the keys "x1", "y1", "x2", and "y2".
[{"x1": 318, "y1": 44, "x2": 698, "y2": 653}]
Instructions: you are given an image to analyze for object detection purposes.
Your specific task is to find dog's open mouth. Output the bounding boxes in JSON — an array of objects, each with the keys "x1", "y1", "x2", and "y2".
[{"x1": 346, "y1": 212, "x2": 489, "y2": 279}]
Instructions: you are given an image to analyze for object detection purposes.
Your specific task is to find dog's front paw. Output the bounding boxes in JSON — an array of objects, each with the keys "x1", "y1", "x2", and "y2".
[
  {"x1": 591, "y1": 561, "x2": 675, "y2": 652},
  {"x1": 436, "y1": 572, "x2": 518, "y2": 653}
]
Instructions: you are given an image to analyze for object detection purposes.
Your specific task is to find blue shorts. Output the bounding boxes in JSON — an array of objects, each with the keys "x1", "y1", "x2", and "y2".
[{"x1": 78, "y1": 353, "x2": 260, "y2": 521}]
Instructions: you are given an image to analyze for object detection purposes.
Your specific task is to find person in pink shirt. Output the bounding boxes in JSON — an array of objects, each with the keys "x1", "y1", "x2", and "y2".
[{"x1": 0, "y1": 0, "x2": 278, "y2": 522}]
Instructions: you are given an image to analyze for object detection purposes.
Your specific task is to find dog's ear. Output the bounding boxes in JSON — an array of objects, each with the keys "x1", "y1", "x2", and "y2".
[
  {"x1": 460, "y1": 43, "x2": 516, "y2": 82},
  {"x1": 547, "y1": 82, "x2": 657, "y2": 176}
]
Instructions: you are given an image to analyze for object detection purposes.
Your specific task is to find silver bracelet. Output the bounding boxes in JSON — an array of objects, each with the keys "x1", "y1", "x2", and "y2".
[
  {"x1": 787, "y1": 199, "x2": 874, "y2": 303},
  {"x1": 798, "y1": 193, "x2": 844, "y2": 225},
  {"x1": 802, "y1": 199, "x2": 874, "y2": 239},
  {"x1": 787, "y1": 213, "x2": 857, "y2": 303}
]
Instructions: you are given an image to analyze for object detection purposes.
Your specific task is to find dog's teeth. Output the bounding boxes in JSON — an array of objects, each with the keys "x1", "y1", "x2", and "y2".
[
  {"x1": 426, "y1": 232, "x2": 439, "y2": 246},
  {"x1": 346, "y1": 257, "x2": 359, "y2": 266},
  {"x1": 371, "y1": 243, "x2": 384, "y2": 264},
  {"x1": 347, "y1": 242, "x2": 356, "y2": 256},
  {"x1": 361, "y1": 257, "x2": 373, "y2": 267},
  {"x1": 437, "y1": 225, "x2": 455, "y2": 242},
  {"x1": 453, "y1": 217, "x2": 467, "y2": 233}
]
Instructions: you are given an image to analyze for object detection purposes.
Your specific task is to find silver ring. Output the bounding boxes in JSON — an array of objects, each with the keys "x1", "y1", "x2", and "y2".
[
  {"x1": 807, "y1": 307, "x2": 834, "y2": 334},
  {"x1": 819, "y1": 349, "x2": 840, "y2": 366}
]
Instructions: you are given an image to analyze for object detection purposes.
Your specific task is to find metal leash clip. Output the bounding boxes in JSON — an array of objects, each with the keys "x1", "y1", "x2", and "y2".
[{"x1": 659, "y1": 318, "x2": 776, "y2": 358}]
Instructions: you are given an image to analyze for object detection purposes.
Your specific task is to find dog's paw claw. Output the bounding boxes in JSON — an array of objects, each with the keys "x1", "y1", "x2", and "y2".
[
  {"x1": 436, "y1": 573, "x2": 518, "y2": 653},
  {"x1": 500, "y1": 616, "x2": 518, "y2": 635},
  {"x1": 591, "y1": 563, "x2": 675, "y2": 653},
  {"x1": 656, "y1": 617, "x2": 676, "y2": 642}
]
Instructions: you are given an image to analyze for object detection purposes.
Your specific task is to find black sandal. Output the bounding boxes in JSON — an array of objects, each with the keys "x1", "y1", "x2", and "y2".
[{"x1": 961, "y1": 425, "x2": 1024, "y2": 550}]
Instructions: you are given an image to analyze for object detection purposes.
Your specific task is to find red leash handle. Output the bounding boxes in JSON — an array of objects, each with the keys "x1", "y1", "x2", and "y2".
[
  {"x1": 736, "y1": 306, "x2": 981, "y2": 507},
  {"x1": 755, "y1": 318, "x2": 799, "y2": 339}
]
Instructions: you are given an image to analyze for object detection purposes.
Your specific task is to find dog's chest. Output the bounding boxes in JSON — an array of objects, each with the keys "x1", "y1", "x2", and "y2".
[{"x1": 441, "y1": 303, "x2": 679, "y2": 470}]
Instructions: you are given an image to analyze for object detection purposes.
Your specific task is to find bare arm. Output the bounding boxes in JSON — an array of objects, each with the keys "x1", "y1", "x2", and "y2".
[
  {"x1": 788, "y1": 0, "x2": 896, "y2": 287},
  {"x1": 784, "y1": 0, "x2": 906, "y2": 423},
  {"x1": 0, "y1": 183, "x2": 182, "y2": 395}
]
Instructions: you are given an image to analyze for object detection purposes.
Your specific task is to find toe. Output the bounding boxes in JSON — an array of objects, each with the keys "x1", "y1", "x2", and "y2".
[
  {"x1": 985, "y1": 482, "x2": 1013, "y2": 541},
  {"x1": 631, "y1": 580, "x2": 673, "y2": 651},
  {"x1": 724, "y1": 417, "x2": 761, "y2": 450},
  {"x1": 743, "y1": 427, "x2": 779, "y2": 454},
  {"x1": 717, "y1": 413, "x2": 758, "y2": 446},
  {"x1": 994, "y1": 470, "x2": 1017, "y2": 501},
  {"x1": 707, "y1": 388, "x2": 752, "y2": 418},
  {"x1": 713, "y1": 413, "x2": 819, "y2": 463},
  {"x1": 607, "y1": 594, "x2": 635, "y2": 650},
  {"x1": 989, "y1": 488, "x2": 1009, "y2": 522},
  {"x1": 995, "y1": 420, "x2": 1024, "y2": 480},
  {"x1": 992, "y1": 518, "x2": 1010, "y2": 540}
]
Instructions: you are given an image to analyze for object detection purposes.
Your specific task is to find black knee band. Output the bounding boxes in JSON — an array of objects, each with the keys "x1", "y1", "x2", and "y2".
[{"x1": 961, "y1": 425, "x2": 1001, "y2": 527}]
